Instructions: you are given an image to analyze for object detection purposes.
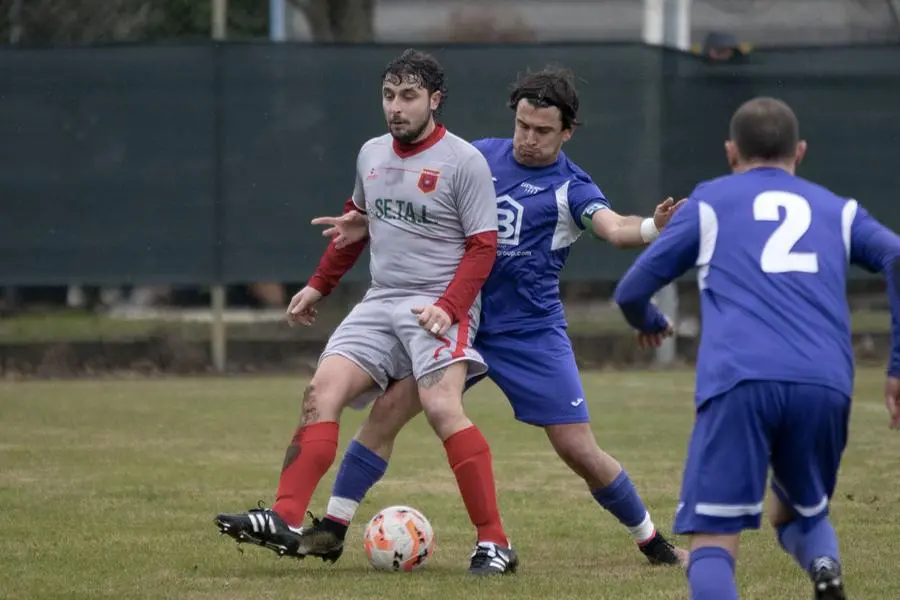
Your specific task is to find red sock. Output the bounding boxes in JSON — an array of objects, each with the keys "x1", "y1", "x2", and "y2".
[
  {"x1": 272, "y1": 421, "x2": 339, "y2": 527},
  {"x1": 443, "y1": 425, "x2": 509, "y2": 547}
]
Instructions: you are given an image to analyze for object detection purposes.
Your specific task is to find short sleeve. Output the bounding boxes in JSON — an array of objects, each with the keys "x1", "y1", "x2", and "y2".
[
  {"x1": 351, "y1": 146, "x2": 368, "y2": 212},
  {"x1": 567, "y1": 179, "x2": 610, "y2": 231},
  {"x1": 453, "y1": 151, "x2": 499, "y2": 236}
]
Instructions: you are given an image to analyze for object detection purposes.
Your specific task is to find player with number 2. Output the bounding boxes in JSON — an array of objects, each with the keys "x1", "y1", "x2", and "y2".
[{"x1": 615, "y1": 96, "x2": 900, "y2": 600}]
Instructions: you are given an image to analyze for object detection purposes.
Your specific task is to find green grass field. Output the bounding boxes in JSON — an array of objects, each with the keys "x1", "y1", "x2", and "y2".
[{"x1": 1, "y1": 370, "x2": 896, "y2": 599}]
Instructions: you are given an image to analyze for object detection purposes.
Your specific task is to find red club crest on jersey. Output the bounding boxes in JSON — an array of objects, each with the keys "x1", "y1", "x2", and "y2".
[{"x1": 417, "y1": 168, "x2": 441, "y2": 194}]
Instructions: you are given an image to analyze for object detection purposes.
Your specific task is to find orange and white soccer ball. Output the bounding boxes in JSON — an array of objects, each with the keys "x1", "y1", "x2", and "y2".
[{"x1": 363, "y1": 505, "x2": 435, "y2": 572}]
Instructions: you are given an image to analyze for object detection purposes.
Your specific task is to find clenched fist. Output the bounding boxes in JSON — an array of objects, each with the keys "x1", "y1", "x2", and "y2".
[
  {"x1": 637, "y1": 318, "x2": 675, "y2": 349},
  {"x1": 411, "y1": 305, "x2": 452, "y2": 337}
]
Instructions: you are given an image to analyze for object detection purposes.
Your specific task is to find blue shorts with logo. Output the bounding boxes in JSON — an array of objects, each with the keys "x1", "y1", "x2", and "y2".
[{"x1": 467, "y1": 327, "x2": 589, "y2": 426}]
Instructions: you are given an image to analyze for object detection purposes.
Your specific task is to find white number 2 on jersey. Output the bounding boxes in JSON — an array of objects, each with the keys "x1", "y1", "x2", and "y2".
[{"x1": 753, "y1": 191, "x2": 819, "y2": 274}]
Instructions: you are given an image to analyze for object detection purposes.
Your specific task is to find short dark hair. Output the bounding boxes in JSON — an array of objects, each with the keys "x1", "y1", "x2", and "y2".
[
  {"x1": 729, "y1": 97, "x2": 799, "y2": 161},
  {"x1": 508, "y1": 66, "x2": 581, "y2": 130},
  {"x1": 382, "y1": 49, "x2": 447, "y2": 116}
]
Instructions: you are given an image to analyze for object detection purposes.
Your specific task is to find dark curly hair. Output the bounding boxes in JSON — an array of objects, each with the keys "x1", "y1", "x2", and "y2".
[
  {"x1": 382, "y1": 49, "x2": 448, "y2": 116},
  {"x1": 508, "y1": 66, "x2": 581, "y2": 130}
]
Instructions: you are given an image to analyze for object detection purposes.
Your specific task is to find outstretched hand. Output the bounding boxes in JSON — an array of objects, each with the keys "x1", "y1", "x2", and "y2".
[
  {"x1": 311, "y1": 210, "x2": 369, "y2": 249},
  {"x1": 653, "y1": 197, "x2": 687, "y2": 231}
]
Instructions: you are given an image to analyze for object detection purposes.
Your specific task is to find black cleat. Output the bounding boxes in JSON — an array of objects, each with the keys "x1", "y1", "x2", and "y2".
[
  {"x1": 290, "y1": 514, "x2": 345, "y2": 563},
  {"x1": 639, "y1": 531, "x2": 689, "y2": 567},
  {"x1": 467, "y1": 542, "x2": 518, "y2": 575},
  {"x1": 214, "y1": 503, "x2": 306, "y2": 559},
  {"x1": 811, "y1": 557, "x2": 846, "y2": 600}
]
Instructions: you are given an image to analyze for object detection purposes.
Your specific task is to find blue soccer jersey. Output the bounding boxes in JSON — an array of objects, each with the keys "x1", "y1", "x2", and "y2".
[
  {"x1": 616, "y1": 165, "x2": 900, "y2": 537},
  {"x1": 615, "y1": 166, "x2": 900, "y2": 406},
  {"x1": 472, "y1": 138, "x2": 609, "y2": 335}
]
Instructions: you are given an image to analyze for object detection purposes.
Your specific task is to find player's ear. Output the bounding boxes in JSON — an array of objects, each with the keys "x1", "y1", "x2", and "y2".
[
  {"x1": 794, "y1": 140, "x2": 808, "y2": 166},
  {"x1": 724, "y1": 140, "x2": 739, "y2": 170},
  {"x1": 429, "y1": 91, "x2": 441, "y2": 112},
  {"x1": 561, "y1": 127, "x2": 573, "y2": 143}
]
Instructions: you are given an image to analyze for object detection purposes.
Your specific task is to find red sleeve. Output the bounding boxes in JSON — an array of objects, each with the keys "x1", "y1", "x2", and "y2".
[
  {"x1": 434, "y1": 231, "x2": 497, "y2": 323},
  {"x1": 306, "y1": 198, "x2": 368, "y2": 297}
]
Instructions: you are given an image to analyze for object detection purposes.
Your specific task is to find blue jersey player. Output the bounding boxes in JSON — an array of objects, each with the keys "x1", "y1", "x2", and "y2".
[
  {"x1": 293, "y1": 67, "x2": 689, "y2": 569},
  {"x1": 614, "y1": 97, "x2": 900, "y2": 600}
]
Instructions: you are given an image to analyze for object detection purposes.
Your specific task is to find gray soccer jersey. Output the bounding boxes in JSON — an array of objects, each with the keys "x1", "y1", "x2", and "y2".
[
  {"x1": 321, "y1": 128, "x2": 496, "y2": 396},
  {"x1": 351, "y1": 130, "x2": 498, "y2": 301}
]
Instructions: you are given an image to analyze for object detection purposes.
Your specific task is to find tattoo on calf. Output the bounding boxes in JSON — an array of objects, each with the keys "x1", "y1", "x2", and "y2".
[
  {"x1": 300, "y1": 384, "x2": 318, "y2": 425},
  {"x1": 282, "y1": 384, "x2": 318, "y2": 473},
  {"x1": 418, "y1": 367, "x2": 448, "y2": 389}
]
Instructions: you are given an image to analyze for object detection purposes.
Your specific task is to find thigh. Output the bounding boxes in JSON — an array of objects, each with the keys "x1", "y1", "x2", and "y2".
[
  {"x1": 770, "y1": 384, "x2": 850, "y2": 527},
  {"x1": 322, "y1": 298, "x2": 408, "y2": 394},
  {"x1": 356, "y1": 375, "x2": 423, "y2": 446},
  {"x1": 391, "y1": 295, "x2": 487, "y2": 382},
  {"x1": 307, "y1": 354, "x2": 384, "y2": 422},
  {"x1": 674, "y1": 381, "x2": 778, "y2": 536},
  {"x1": 478, "y1": 328, "x2": 588, "y2": 426}
]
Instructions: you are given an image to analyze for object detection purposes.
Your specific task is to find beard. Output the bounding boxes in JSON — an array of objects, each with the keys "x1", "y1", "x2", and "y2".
[{"x1": 389, "y1": 114, "x2": 431, "y2": 144}]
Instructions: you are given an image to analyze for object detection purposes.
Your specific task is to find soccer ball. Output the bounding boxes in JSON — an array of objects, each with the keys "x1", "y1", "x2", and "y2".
[{"x1": 363, "y1": 505, "x2": 435, "y2": 572}]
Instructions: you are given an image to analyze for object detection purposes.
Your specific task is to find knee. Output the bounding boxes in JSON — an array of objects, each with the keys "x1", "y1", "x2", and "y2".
[
  {"x1": 357, "y1": 388, "x2": 420, "y2": 450},
  {"x1": 300, "y1": 376, "x2": 343, "y2": 425},
  {"x1": 766, "y1": 494, "x2": 795, "y2": 529},
  {"x1": 546, "y1": 424, "x2": 596, "y2": 465},
  {"x1": 421, "y1": 401, "x2": 465, "y2": 437},
  {"x1": 549, "y1": 428, "x2": 590, "y2": 463},
  {"x1": 417, "y1": 366, "x2": 468, "y2": 437},
  {"x1": 546, "y1": 424, "x2": 620, "y2": 487}
]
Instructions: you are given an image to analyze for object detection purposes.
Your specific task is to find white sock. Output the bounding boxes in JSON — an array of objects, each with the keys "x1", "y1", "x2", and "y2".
[
  {"x1": 628, "y1": 511, "x2": 656, "y2": 544},
  {"x1": 325, "y1": 496, "x2": 359, "y2": 524}
]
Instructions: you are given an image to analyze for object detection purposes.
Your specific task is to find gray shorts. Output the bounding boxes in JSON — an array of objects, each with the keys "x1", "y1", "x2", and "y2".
[{"x1": 319, "y1": 294, "x2": 487, "y2": 410}]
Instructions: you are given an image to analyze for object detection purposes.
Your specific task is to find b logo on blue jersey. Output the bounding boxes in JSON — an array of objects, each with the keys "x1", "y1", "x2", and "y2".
[{"x1": 496, "y1": 195, "x2": 524, "y2": 246}]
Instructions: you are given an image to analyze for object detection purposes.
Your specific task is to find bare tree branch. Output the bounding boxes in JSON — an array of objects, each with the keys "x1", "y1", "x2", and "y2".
[
  {"x1": 329, "y1": 0, "x2": 373, "y2": 42},
  {"x1": 286, "y1": 0, "x2": 331, "y2": 41},
  {"x1": 286, "y1": 0, "x2": 373, "y2": 42}
]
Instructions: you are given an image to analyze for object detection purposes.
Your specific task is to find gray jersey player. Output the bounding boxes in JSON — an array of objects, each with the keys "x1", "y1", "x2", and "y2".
[{"x1": 214, "y1": 49, "x2": 518, "y2": 576}]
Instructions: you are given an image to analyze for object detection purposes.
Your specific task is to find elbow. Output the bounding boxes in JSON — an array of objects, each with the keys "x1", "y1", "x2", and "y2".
[
  {"x1": 603, "y1": 227, "x2": 641, "y2": 249},
  {"x1": 615, "y1": 296, "x2": 642, "y2": 315},
  {"x1": 609, "y1": 236, "x2": 629, "y2": 249},
  {"x1": 613, "y1": 281, "x2": 638, "y2": 309},
  {"x1": 594, "y1": 224, "x2": 623, "y2": 247},
  {"x1": 613, "y1": 294, "x2": 646, "y2": 331},
  {"x1": 613, "y1": 270, "x2": 653, "y2": 309},
  {"x1": 466, "y1": 231, "x2": 498, "y2": 270}
]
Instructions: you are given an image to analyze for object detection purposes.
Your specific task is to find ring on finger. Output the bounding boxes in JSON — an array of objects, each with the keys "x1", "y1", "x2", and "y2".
[{"x1": 430, "y1": 323, "x2": 440, "y2": 335}]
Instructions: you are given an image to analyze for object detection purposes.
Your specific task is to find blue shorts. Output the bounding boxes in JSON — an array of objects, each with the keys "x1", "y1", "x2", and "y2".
[
  {"x1": 467, "y1": 327, "x2": 588, "y2": 426},
  {"x1": 673, "y1": 380, "x2": 850, "y2": 536}
]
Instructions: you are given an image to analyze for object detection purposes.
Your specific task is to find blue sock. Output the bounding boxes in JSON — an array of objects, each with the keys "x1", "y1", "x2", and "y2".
[
  {"x1": 777, "y1": 518, "x2": 840, "y2": 574},
  {"x1": 591, "y1": 470, "x2": 653, "y2": 540},
  {"x1": 687, "y1": 547, "x2": 738, "y2": 600},
  {"x1": 325, "y1": 440, "x2": 387, "y2": 532}
]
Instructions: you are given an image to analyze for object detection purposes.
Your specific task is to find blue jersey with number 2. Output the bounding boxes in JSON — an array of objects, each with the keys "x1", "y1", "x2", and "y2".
[
  {"x1": 615, "y1": 166, "x2": 900, "y2": 406},
  {"x1": 471, "y1": 138, "x2": 609, "y2": 335}
]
